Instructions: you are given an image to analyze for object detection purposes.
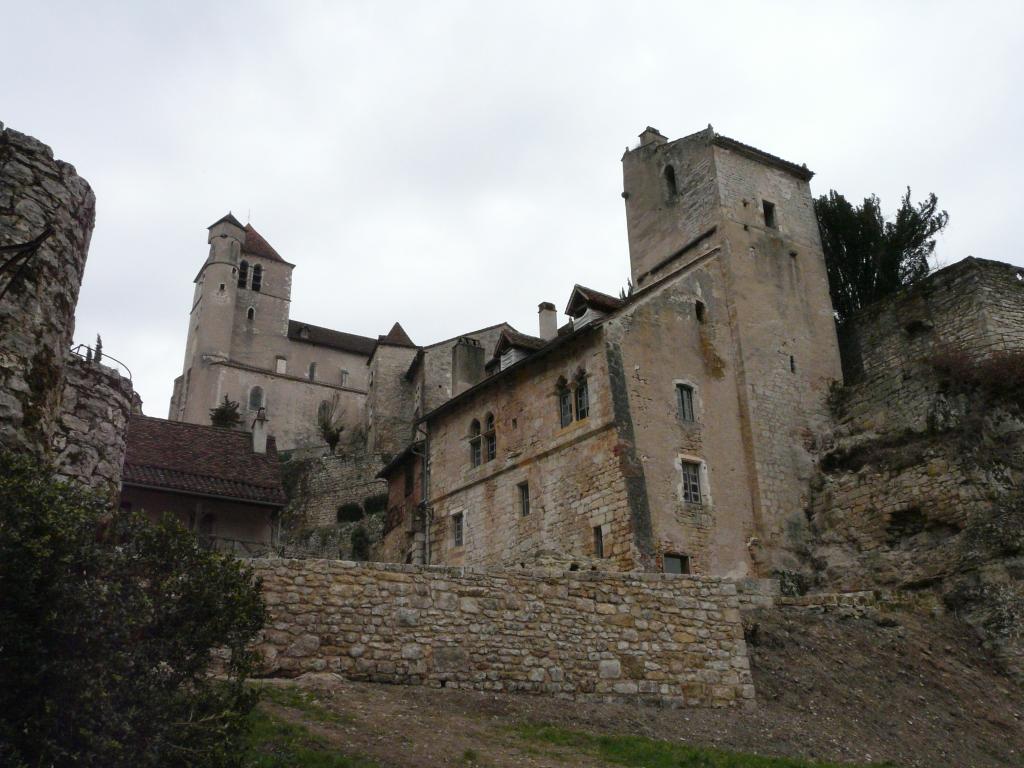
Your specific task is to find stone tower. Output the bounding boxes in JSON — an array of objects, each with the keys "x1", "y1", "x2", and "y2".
[
  {"x1": 171, "y1": 213, "x2": 295, "y2": 425},
  {"x1": 622, "y1": 126, "x2": 842, "y2": 573}
]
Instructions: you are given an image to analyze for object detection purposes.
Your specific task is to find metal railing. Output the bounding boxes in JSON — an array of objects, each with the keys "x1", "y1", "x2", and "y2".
[{"x1": 70, "y1": 343, "x2": 133, "y2": 381}]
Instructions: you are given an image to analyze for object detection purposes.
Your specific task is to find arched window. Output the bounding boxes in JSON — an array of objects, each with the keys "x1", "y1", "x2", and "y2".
[
  {"x1": 556, "y1": 377, "x2": 572, "y2": 427},
  {"x1": 574, "y1": 372, "x2": 590, "y2": 420},
  {"x1": 251, "y1": 264, "x2": 263, "y2": 292},
  {"x1": 237, "y1": 260, "x2": 249, "y2": 288},
  {"x1": 248, "y1": 386, "x2": 264, "y2": 410},
  {"x1": 246, "y1": 306, "x2": 255, "y2": 322},
  {"x1": 484, "y1": 412, "x2": 496, "y2": 462},
  {"x1": 663, "y1": 165, "x2": 678, "y2": 197},
  {"x1": 469, "y1": 419, "x2": 482, "y2": 467}
]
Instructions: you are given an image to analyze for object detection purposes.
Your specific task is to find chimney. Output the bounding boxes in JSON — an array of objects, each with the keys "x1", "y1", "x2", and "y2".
[
  {"x1": 251, "y1": 407, "x2": 268, "y2": 454},
  {"x1": 451, "y1": 337, "x2": 484, "y2": 396},
  {"x1": 538, "y1": 302, "x2": 557, "y2": 341}
]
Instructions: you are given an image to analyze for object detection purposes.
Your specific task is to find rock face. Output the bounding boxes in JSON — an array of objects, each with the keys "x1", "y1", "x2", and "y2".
[
  {"x1": 0, "y1": 124, "x2": 95, "y2": 455},
  {"x1": 806, "y1": 257, "x2": 1024, "y2": 681},
  {"x1": 252, "y1": 559, "x2": 754, "y2": 708},
  {"x1": 0, "y1": 124, "x2": 132, "y2": 494}
]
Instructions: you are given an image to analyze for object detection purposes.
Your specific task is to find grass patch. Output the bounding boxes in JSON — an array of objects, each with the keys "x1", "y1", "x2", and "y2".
[
  {"x1": 244, "y1": 706, "x2": 376, "y2": 767},
  {"x1": 515, "y1": 723, "x2": 895, "y2": 768},
  {"x1": 257, "y1": 684, "x2": 352, "y2": 725}
]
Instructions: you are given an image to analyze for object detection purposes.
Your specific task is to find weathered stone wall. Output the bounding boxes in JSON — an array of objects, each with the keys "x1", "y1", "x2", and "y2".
[
  {"x1": 253, "y1": 559, "x2": 754, "y2": 708},
  {"x1": 285, "y1": 451, "x2": 388, "y2": 529},
  {"x1": 0, "y1": 124, "x2": 95, "y2": 455},
  {"x1": 52, "y1": 356, "x2": 133, "y2": 495},
  {"x1": 808, "y1": 258, "x2": 1024, "y2": 680},
  {"x1": 366, "y1": 344, "x2": 418, "y2": 456}
]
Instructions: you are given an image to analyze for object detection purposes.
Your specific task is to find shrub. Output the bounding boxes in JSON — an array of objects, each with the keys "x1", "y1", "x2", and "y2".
[
  {"x1": 362, "y1": 493, "x2": 388, "y2": 515},
  {"x1": 930, "y1": 346, "x2": 1024, "y2": 398},
  {"x1": 337, "y1": 502, "x2": 364, "y2": 523},
  {"x1": 0, "y1": 450, "x2": 266, "y2": 768},
  {"x1": 350, "y1": 525, "x2": 371, "y2": 561}
]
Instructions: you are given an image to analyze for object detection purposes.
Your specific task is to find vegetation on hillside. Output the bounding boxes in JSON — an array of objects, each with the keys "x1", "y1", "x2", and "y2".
[
  {"x1": 815, "y1": 188, "x2": 948, "y2": 323},
  {"x1": 0, "y1": 450, "x2": 266, "y2": 767}
]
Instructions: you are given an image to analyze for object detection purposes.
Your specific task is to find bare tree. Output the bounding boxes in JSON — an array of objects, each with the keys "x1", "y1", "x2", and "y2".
[{"x1": 316, "y1": 395, "x2": 345, "y2": 454}]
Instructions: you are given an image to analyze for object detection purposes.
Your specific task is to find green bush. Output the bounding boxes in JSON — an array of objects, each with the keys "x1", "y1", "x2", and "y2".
[
  {"x1": 362, "y1": 493, "x2": 388, "y2": 515},
  {"x1": 350, "y1": 525, "x2": 371, "y2": 561},
  {"x1": 0, "y1": 450, "x2": 266, "y2": 768},
  {"x1": 337, "y1": 502, "x2": 364, "y2": 523}
]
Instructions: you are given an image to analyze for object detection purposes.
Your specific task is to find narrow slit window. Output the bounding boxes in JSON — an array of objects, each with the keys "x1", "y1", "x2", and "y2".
[
  {"x1": 518, "y1": 481, "x2": 530, "y2": 516},
  {"x1": 237, "y1": 260, "x2": 249, "y2": 288},
  {"x1": 251, "y1": 264, "x2": 263, "y2": 292},
  {"x1": 469, "y1": 419, "x2": 482, "y2": 467},
  {"x1": 246, "y1": 306, "x2": 255, "y2": 322},
  {"x1": 680, "y1": 460, "x2": 702, "y2": 504},
  {"x1": 593, "y1": 525, "x2": 605, "y2": 558},
  {"x1": 663, "y1": 165, "x2": 678, "y2": 197},
  {"x1": 695, "y1": 300, "x2": 706, "y2": 323},
  {"x1": 340, "y1": 369, "x2": 349, "y2": 387},
  {"x1": 574, "y1": 376, "x2": 590, "y2": 420},
  {"x1": 557, "y1": 380, "x2": 572, "y2": 427},
  {"x1": 676, "y1": 384, "x2": 695, "y2": 422},
  {"x1": 307, "y1": 362, "x2": 317, "y2": 382},
  {"x1": 484, "y1": 413, "x2": 496, "y2": 462},
  {"x1": 762, "y1": 200, "x2": 777, "y2": 228},
  {"x1": 452, "y1": 513, "x2": 464, "y2": 547}
]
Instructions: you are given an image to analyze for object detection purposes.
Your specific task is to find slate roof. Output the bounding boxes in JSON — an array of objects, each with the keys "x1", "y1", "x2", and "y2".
[
  {"x1": 379, "y1": 322, "x2": 416, "y2": 347},
  {"x1": 564, "y1": 284, "x2": 625, "y2": 317},
  {"x1": 208, "y1": 212, "x2": 244, "y2": 229},
  {"x1": 494, "y1": 328, "x2": 546, "y2": 356},
  {"x1": 122, "y1": 416, "x2": 286, "y2": 506},
  {"x1": 287, "y1": 320, "x2": 377, "y2": 356}
]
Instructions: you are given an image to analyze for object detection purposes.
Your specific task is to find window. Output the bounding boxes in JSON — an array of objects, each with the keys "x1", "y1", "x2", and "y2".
[
  {"x1": 680, "y1": 460, "x2": 702, "y2": 504},
  {"x1": 452, "y1": 513, "x2": 464, "y2": 547},
  {"x1": 469, "y1": 419, "x2": 482, "y2": 467},
  {"x1": 676, "y1": 384, "x2": 695, "y2": 422},
  {"x1": 246, "y1": 306, "x2": 255, "y2": 322},
  {"x1": 663, "y1": 165, "x2": 678, "y2": 197},
  {"x1": 484, "y1": 413, "x2": 496, "y2": 462},
  {"x1": 790, "y1": 355, "x2": 796, "y2": 373},
  {"x1": 695, "y1": 300, "x2": 706, "y2": 324},
  {"x1": 518, "y1": 482, "x2": 530, "y2": 516},
  {"x1": 762, "y1": 200, "x2": 777, "y2": 229},
  {"x1": 557, "y1": 379, "x2": 572, "y2": 427},
  {"x1": 308, "y1": 362, "x2": 317, "y2": 382},
  {"x1": 251, "y1": 265, "x2": 263, "y2": 292},
  {"x1": 404, "y1": 461, "x2": 415, "y2": 497},
  {"x1": 237, "y1": 260, "x2": 249, "y2": 288},
  {"x1": 594, "y1": 525, "x2": 605, "y2": 558},
  {"x1": 275, "y1": 357, "x2": 287, "y2": 374},
  {"x1": 574, "y1": 376, "x2": 590, "y2": 420},
  {"x1": 664, "y1": 554, "x2": 691, "y2": 574},
  {"x1": 248, "y1": 386, "x2": 264, "y2": 410},
  {"x1": 340, "y1": 369, "x2": 350, "y2": 387},
  {"x1": 218, "y1": 283, "x2": 225, "y2": 292}
]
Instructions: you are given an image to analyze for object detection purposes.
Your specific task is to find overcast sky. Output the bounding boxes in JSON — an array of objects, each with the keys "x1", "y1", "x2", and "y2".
[{"x1": 5, "y1": 1, "x2": 1023, "y2": 415}]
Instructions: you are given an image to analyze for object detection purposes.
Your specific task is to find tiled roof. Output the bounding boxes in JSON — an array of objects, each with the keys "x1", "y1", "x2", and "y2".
[
  {"x1": 565, "y1": 284, "x2": 625, "y2": 317},
  {"x1": 711, "y1": 134, "x2": 814, "y2": 181},
  {"x1": 287, "y1": 320, "x2": 376, "y2": 356},
  {"x1": 242, "y1": 224, "x2": 286, "y2": 262},
  {"x1": 494, "y1": 328, "x2": 546, "y2": 357},
  {"x1": 122, "y1": 416, "x2": 286, "y2": 506},
  {"x1": 208, "y1": 212, "x2": 244, "y2": 229},
  {"x1": 379, "y1": 322, "x2": 416, "y2": 347}
]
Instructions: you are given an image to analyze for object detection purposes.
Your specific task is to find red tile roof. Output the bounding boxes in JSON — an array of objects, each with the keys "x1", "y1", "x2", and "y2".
[
  {"x1": 122, "y1": 416, "x2": 286, "y2": 506},
  {"x1": 242, "y1": 224, "x2": 286, "y2": 262}
]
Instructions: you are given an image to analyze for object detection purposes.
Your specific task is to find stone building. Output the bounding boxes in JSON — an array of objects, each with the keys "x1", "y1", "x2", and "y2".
[{"x1": 378, "y1": 126, "x2": 843, "y2": 575}]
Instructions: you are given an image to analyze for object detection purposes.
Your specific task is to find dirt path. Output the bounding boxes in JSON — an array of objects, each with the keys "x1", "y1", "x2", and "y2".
[{"x1": 256, "y1": 606, "x2": 1024, "y2": 767}]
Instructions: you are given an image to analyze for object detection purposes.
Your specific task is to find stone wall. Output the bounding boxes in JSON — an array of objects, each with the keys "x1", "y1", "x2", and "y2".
[
  {"x1": 285, "y1": 451, "x2": 387, "y2": 529},
  {"x1": 0, "y1": 124, "x2": 95, "y2": 456},
  {"x1": 252, "y1": 559, "x2": 754, "y2": 708},
  {"x1": 52, "y1": 356, "x2": 134, "y2": 496}
]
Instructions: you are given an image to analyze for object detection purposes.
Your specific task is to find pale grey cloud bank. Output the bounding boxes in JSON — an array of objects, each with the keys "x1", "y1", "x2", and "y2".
[{"x1": 3, "y1": 0, "x2": 1022, "y2": 413}]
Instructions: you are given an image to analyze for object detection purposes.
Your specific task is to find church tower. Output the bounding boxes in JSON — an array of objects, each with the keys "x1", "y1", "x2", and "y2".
[{"x1": 621, "y1": 126, "x2": 842, "y2": 573}]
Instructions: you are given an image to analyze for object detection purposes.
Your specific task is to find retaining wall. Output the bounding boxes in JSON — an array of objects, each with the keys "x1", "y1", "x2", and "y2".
[{"x1": 252, "y1": 559, "x2": 754, "y2": 708}]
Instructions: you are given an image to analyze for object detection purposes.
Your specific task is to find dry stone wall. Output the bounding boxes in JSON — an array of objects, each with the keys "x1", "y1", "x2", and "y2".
[{"x1": 253, "y1": 559, "x2": 754, "y2": 708}]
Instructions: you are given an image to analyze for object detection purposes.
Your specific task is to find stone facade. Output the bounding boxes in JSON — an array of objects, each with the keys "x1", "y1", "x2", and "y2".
[
  {"x1": 1, "y1": 123, "x2": 133, "y2": 494},
  {"x1": 807, "y1": 258, "x2": 1024, "y2": 680},
  {"x1": 286, "y1": 451, "x2": 389, "y2": 529},
  {"x1": 253, "y1": 559, "x2": 754, "y2": 708}
]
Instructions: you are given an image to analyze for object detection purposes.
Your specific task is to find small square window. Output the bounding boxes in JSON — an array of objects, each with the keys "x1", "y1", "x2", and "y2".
[
  {"x1": 518, "y1": 482, "x2": 530, "y2": 516},
  {"x1": 676, "y1": 384, "x2": 695, "y2": 422},
  {"x1": 452, "y1": 513, "x2": 464, "y2": 548},
  {"x1": 593, "y1": 525, "x2": 605, "y2": 558},
  {"x1": 664, "y1": 554, "x2": 691, "y2": 574},
  {"x1": 680, "y1": 460, "x2": 702, "y2": 504},
  {"x1": 762, "y1": 200, "x2": 777, "y2": 229}
]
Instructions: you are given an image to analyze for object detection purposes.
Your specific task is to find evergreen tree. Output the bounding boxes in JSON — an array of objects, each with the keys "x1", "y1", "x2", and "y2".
[
  {"x1": 209, "y1": 395, "x2": 242, "y2": 428},
  {"x1": 815, "y1": 188, "x2": 949, "y2": 324}
]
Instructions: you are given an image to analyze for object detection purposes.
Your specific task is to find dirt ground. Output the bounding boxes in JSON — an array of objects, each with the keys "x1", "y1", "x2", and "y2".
[{"x1": 259, "y1": 606, "x2": 1024, "y2": 767}]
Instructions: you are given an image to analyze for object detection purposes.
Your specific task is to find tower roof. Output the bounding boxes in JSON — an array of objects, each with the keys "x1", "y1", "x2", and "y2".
[
  {"x1": 378, "y1": 322, "x2": 416, "y2": 348},
  {"x1": 242, "y1": 224, "x2": 287, "y2": 262},
  {"x1": 208, "y1": 212, "x2": 244, "y2": 229}
]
